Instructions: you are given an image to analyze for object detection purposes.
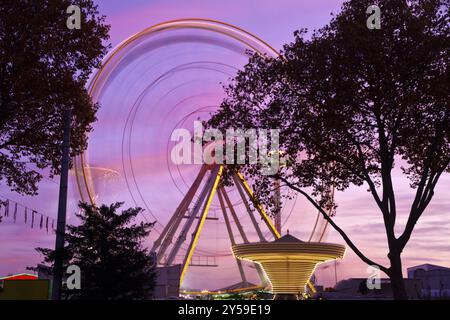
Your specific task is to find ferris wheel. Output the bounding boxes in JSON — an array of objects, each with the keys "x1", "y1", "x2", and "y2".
[{"x1": 73, "y1": 19, "x2": 334, "y2": 291}]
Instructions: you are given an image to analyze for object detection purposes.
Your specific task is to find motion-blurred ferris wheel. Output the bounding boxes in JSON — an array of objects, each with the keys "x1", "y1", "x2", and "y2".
[{"x1": 72, "y1": 19, "x2": 333, "y2": 291}]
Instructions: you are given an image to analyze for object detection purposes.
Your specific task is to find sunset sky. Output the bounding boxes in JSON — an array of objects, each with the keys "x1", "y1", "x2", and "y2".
[{"x1": 1, "y1": 0, "x2": 449, "y2": 290}]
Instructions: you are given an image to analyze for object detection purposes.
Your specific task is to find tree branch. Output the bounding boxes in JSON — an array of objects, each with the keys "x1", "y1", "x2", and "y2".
[
  {"x1": 399, "y1": 161, "x2": 448, "y2": 249},
  {"x1": 372, "y1": 101, "x2": 397, "y2": 246},
  {"x1": 398, "y1": 111, "x2": 449, "y2": 249},
  {"x1": 344, "y1": 129, "x2": 383, "y2": 209},
  {"x1": 278, "y1": 175, "x2": 390, "y2": 275}
]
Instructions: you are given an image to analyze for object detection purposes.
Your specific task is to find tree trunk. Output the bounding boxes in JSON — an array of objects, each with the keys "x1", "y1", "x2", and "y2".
[{"x1": 389, "y1": 250, "x2": 408, "y2": 300}]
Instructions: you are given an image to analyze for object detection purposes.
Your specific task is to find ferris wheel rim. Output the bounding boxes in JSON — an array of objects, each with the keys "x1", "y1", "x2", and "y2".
[
  {"x1": 74, "y1": 17, "x2": 280, "y2": 226},
  {"x1": 72, "y1": 18, "x2": 334, "y2": 265}
]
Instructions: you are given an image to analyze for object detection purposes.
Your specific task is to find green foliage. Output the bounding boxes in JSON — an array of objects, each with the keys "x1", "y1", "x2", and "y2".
[
  {"x1": 0, "y1": 0, "x2": 110, "y2": 195},
  {"x1": 36, "y1": 202, "x2": 157, "y2": 300}
]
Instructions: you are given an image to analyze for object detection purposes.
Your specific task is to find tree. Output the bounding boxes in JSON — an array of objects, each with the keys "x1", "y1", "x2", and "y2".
[
  {"x1": 0, "y1": 0, "x2": 109, "y2": 195},
  {"x1": 206, "y1": 0, "x2": 449, "y2": 299},
  {"x1": 35, "y1": 202, "x2": 157, "y2": 300}
]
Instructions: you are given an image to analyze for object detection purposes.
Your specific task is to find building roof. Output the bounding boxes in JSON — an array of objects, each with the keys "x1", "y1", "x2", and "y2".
[
  {"x1": 408, "y1": 263, "x2": 450, "y2": 271},
  {"x1": 215, "y1": 281, "x2": 258, "y2": 292},
  {"x1": 0, "y1": 273, "x2": 38, "y2": 281},
  {"x1": 272, "y1": 233, "x2": 304, "y2": 243},
  {"x1": 407, "y1": 264, "x2": 450, "y2": 273}
]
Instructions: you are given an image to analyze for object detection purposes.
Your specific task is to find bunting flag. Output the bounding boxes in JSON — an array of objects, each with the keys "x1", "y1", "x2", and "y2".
[
  {"x1": 0, "y1": 196, "x2": 55, "y2": 234},
  {"x1": 31, "y1": 210, "x2": 36, "y2": 229},
  {"x1": 4, "y1": 200, "x2": 9, "y2": 217},
  {"x1": 1, "y1": 200, "x2": 7, "y2": 217},
  {"x1": 13, "y1": 203, "x2": 17, "y2": 223}
]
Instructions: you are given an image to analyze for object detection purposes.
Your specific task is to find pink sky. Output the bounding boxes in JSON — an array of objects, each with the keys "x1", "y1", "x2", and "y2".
[{"x1": 0, "y1": 0, "x2": 449, "y2": 291}]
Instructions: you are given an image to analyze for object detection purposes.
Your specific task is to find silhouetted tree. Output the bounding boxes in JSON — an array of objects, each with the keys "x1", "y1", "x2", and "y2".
[
  {"x1": 35, "y1": 202, "x2": 156, "y2": 300},
  {"x1": 207, "y1": 0, "x2": 449, "y2": 299},
  {"x1": 0, "y1": 0, "x2": 109, "y2": 195}
]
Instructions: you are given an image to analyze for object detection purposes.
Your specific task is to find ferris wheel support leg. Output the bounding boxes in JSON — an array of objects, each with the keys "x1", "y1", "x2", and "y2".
[
  {"x1": 307, "y1": 281, "x2": 317, "y2": 294},
  {"x1": 235, "y1": 171, "x2": 280, "y2": 239},
  {"x1": 179, "y1": 165, "x2": 223, "y2": 286},
  {"x1": 166, "y1": 166, "x2": 219, "y2": 267},
  {"x1": 154, "y1": 165, "x2": 208, "y2": 263},
  {"x1": 217, "y1": 187, "x2": 248, "y2": 284},
  {"x1": 232, "y1": 174, "x2": 266, "y2": 242},
  {"x1": 232, "y1": 174, "x2": 271, "y2": 286},
  {"x1": 221, "y1": 188, "x2": 266, "y2": 287},
  {"x1": 273, "y1": 178, "x2": 282, "y2": 234},
  {"x1": 221, "y1": 187, "x2": 249, "y2": 243}
]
